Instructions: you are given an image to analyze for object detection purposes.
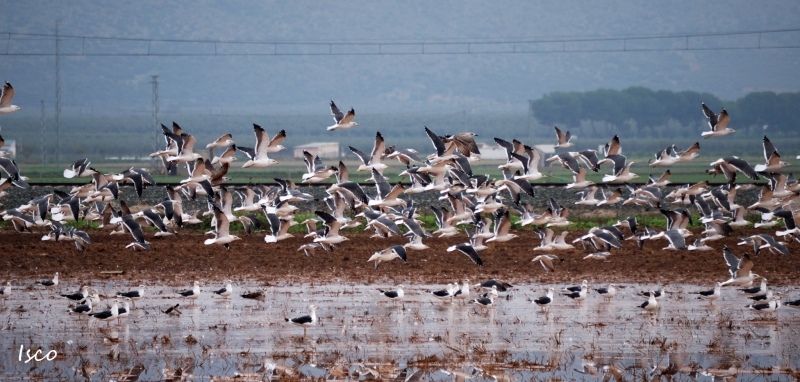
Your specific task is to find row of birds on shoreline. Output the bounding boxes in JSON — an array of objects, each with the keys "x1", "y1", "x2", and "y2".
[{"x1": 2, "y1": 274, "x2": 798, "y2": 338}]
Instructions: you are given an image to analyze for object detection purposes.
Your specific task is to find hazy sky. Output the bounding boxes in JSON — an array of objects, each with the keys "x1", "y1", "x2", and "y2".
[{"x1": 2, "y1": 1, "x2": 799, "y2": 115}]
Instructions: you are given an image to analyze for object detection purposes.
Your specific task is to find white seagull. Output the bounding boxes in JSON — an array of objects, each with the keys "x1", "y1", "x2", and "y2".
[
  {"x1": 206, "y1": 134, "x2": 235, "y2": 149},
  {"x1": 554, "y1": 126, "x2": 574, "y2": 148},
  {"x1": 640, "y1": 292, "x2": 659, "y2": 311},
  {"x1": 0, "y1": 82, "x2": 21, "y2": 114},
  {"x1": 204, "y1": 203, "x2": 242, "y2": 249},
  {"x1": 63, "y1": 158, "x2": 97, "y2": 178},
  {"x1": 177, "y1": 281, "x2": 201, "y2": 304},
  {"x1": 701, "y1": 102, "x2": 735, "y2": 138},
  {"x1": 213, "y1": 280, "x2": 233, "y2": 298},
  {"x1": 532, "y1": 288, "x2": 555, "y2": 310},
  {"x1": 350, "y1": 132, "x2": 388, "y2": 174},
  {"x1": 239, "y1": 124, "x2": 280, "y2": 168},
  {"x1": 720, "y1": 246, "x2": 759, "y2": 287},
  {"x1": 367, "y1": 245, "x2": 408, "y2": 269},
  {"x1": 378, "y1": 285, "x2": 404, "y2": 303},
  {"x1": 692, "y1": 282, "x2": 721, "y2": 304},
  {"x1": 327, "y1": 100, "x2": 359, "y2": 131},
  {"x1": 594, "y1": 284, "x2": 617, "y2": 301},
  {"x1": 285, "y1": 304, "x2": 319, "y2": 336},
  {"x1": 531, "y1": 254, "x2": 561, "y2": 272}
]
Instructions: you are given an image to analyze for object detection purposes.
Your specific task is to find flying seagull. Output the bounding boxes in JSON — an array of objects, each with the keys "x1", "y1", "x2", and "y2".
[
  {"x1": 367, "y1": 245, "x2": 408, "y2": 269},
  {"x1": 327, "y1": 100, "x2": 358, "y2": 131},
  {"x1": 701, "y1": 102, "x2": 735, "y2": 138},
  {"x1": 531, "y1": 254, "x2": 561, "y2": 272},
  {"x1": 239, "y1": 124, "x2": 280, "y2": 168},
  {"x1": 554, "y1": 126, "x2": 574, "y2": 148},
  {"x1": 0, "y1": 81, "x2": 21, "y2": 114}
]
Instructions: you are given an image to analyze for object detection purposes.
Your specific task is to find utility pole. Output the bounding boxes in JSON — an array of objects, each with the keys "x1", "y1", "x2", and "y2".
[
  {"x1": 40, "y1": 100, "x2": 46, "y2": 165},
  {"x1": 150, "y1": 75, "x2": 160, "y2": 170},
  {"x1": 55, "y1": 21, "x2": 61, "y2": 165}
]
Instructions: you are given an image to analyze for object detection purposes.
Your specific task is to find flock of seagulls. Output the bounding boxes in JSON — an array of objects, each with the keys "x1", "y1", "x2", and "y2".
[{"x1": 0, "y1": 85, "x2": 799, "y2": 328}]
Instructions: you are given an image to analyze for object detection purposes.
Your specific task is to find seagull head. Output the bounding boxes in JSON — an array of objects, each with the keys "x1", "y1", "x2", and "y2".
[{"x1": 353, "y1": 123, "x2": 360, "y2": 127}]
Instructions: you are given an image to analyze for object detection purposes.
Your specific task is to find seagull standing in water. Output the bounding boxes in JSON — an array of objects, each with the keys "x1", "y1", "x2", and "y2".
[
  {"x1": 40, "y1": 272, "x2": 59, "y2": 289},
  {"x1": 532, "y1": 288, "x2": 555, "y2": 311},
  {"x1": 285, "y1": 304, "x2": 319, "y2": 336},
  {"x1": 692, "y1": 282, "x2": 722, "y2": 304},
  {"x1": 471, "y1": 288, "x2": 495, "y2": 308},
  {"x1": 431, "y1": 283, "x2": 456, "y2": 300},
  {"x1": 563, "y1": 284, "x2": 588, "y2": 302},
  {"x1": 178, "y1": 281, "x2": 201, "y2": 304},
  {"x1": 89, "y1": 299, "x2": 119, "y2": 326},
  {"x1": 117, "y1": 285, "x2": 145, "y2": 308},
  {"x1": 453, "y1": 279, "x2": 471, "y2": 303},
  {"x1": 213, "y1": 280, "x2": 233, "y2": 298},
  {"x1": 378, "y1": 285, "x2": 404, "y2": 304},
  {"x1": 739, "y1": 278, "x2": 767, "y2": 297},
  {"x1": 640, "y1": 292, "x2": 659, "y2": 311},
  {"x1": 0, "y1": 281, "x2": 10, "y2": 304},
  {"x1": 594, "y1": 284, "x2": 617, "y2": 301}
]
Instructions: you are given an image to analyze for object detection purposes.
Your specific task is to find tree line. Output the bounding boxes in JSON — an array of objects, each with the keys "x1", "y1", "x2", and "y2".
[{"x1": 530, "y1": 87, "x2": 800, "y2": 139}]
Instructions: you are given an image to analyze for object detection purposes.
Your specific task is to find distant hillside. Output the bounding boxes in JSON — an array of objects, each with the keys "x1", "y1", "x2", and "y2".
[{"x1": 530, "y1": 88, "x2": 800, "y2": 138}]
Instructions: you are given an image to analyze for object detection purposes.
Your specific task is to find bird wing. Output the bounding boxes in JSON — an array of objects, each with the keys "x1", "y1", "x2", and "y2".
[
  {"x1": 722, "y1": 246, "x2": 741, "y2": 277},
  {"x1": 453, "y1": 134, "x2": 480, "y2": 156},
  {"x1": 349, "y1": 146, "x2": 371, "y2": 165},
  {"x1": 497, "y1": 210, "x2": 512, "y2": 236},
  {"x1": 0, "y1": 82, "x2": 14, "y2": 108},
  {"x1": 424, "y1": 126, "x2": 446, "y2": 157},
  {"x1": 494, "y1": 137, "x2": 514, "y2": 159},
  {"x1": 269, "y1": 130, "x2": 286, "y2": 147},
  {"x1": 253, "y1": 124, "x2": 270, "y2": 155},
  {"x1": 701, "y1": 103, "x2": 719, "y2": 130},
  {"x1": 340, "y1": 108, "x2": 356, "y2": 124},
  {"x1": 369, "y1": 132, "x2": 386, "y2": 165},
  {"x1": 329, "y1": 100, "x2": 344, "y2": 123},
  {"x1": 302, "y1": 151, "x2": 316, "y2": 173},
  {"x1": 554, "y1": 126, "x2": 569, "y2": 143},
  {"x1": 212, "y1": 203, "x2": 230, "y2": 237},
  {"x1": 180, "y1": 134, "x2": 196, "y2": 155},
  {"x1": 737, "y1": 253, "x2": 754, "y2": 276},
  {"x1": 725, "y1": 157, "x2": 759, "y2": 180},
  {"x1": 454, "y1": 244, "x2": 483, "y2": 265}
]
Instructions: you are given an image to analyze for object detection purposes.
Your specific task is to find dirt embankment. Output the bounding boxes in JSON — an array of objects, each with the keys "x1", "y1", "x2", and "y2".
[{"x1": 2, "y1": 227, "x2": 797, "y2": 287}]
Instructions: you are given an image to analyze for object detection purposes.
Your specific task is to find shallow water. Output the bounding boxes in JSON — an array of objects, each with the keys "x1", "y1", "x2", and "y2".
[{"x1": 1, "y1": 280, "x2": 799, "y2": 380}]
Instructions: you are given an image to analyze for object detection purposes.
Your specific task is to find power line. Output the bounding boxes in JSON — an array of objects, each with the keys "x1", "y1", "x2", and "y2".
[{"x1": 1, "y1": 28, "x2": 798, "y2": 56}]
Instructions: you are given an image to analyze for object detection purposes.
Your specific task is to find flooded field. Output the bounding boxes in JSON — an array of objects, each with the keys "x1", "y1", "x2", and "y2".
[{"x1": 1, "y1": 280, "x2": 799, "y2": 381}]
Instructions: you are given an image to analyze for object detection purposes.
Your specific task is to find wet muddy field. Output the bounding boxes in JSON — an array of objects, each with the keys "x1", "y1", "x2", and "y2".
[
  {"x1": 1, "y1": 281, "x2": 799, "y2": 380},
  {"x1": 1, "y1": 228, "x2": 800, "y2": 380}
]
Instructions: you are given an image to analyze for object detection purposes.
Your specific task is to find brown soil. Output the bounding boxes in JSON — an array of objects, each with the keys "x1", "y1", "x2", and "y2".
[{"x1": 1, "y1": 227, "x2": 798, "y2": 286}]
